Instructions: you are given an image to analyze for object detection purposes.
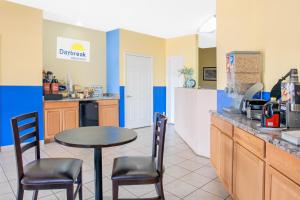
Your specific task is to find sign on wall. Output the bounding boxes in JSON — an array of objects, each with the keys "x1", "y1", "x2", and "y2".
[{"x1": 56, "y1": 37, "x2": 90, "y2": 62}]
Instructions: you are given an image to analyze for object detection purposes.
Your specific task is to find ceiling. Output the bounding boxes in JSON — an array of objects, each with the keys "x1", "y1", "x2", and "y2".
[{"x1": 9, "y1": 0, "x2": 215, "y2": 38}]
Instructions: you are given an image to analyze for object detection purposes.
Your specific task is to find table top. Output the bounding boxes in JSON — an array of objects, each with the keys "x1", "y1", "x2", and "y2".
[{"x1": 54, "y1": 126, "x2": 137, "y2": 148}]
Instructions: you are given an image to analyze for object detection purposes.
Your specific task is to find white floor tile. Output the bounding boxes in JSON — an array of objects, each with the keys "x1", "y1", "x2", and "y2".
[{"x1": 165, "y1": 180, "x2": 197, "y2": 198}]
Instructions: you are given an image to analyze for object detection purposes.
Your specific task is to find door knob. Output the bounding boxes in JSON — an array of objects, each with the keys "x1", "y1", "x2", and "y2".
[{"x1": 126, "y1": 95, "x2": 132, "y2": 98}]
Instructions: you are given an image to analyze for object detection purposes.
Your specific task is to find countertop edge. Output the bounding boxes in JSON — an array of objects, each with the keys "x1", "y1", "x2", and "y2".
[{"x1": 44, "y1": 96, "x2": 120, "y2": 102}]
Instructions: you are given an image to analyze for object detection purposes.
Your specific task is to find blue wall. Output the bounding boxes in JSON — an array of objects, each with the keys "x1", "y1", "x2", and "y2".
[
  {"x1": 106, "y1": 29, "x2": 120, "y2": 94},
  {"x1": 119, "y1": 86, "x2": 166, "y2": 127},
  {"x1": 0, "y1": 86, "x2": 43, "y2": 146},
  {"x1": 217, "y1": 89, "x2": 271, "y2": 112},
  {"x1": 119, "y1": 86, "x2": 125, "y2": 127},
  {"x1": 153, "y1": 86, "x2": 166, "y2": 114},
  {"x1": 217, "y1": 90, "x2": 233, "y2": 113}
]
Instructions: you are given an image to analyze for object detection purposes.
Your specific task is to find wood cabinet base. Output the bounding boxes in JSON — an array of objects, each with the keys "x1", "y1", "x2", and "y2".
[
  {"x1": 265, "y1": 166, "x2": 300, "y2": 200},
  {"x1": 233, "y1": 143, "x2": 264, "y2": 200},
  {"x1": 98, "y1": 100, "x2": 119, "y2": 127},
  {"x1": 44, "y1": 102, "x2": 79, "y2": 142},
  {"x1": 210, "y1": 115, "x2": 300, "y2": 200}
]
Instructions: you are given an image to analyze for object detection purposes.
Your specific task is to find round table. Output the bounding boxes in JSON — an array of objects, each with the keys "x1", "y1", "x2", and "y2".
[{"x1": 54, "y1": 126, "x2": 137, "y2": 200}]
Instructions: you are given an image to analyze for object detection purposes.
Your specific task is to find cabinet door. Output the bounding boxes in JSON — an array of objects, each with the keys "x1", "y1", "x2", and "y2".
[
  {"x1": 99, "y1": 104, "x2": 119, "y2": 127},
  {"x1": 233, "y1": 143, "x2": 264, "y2": 200},
  {"x1": 210, "y1": 125, "x2": 220, "y2": 175},
  {"x1": 265, "y1": 166, "x2": 300, "y2": 200},
  {"x1": 220, "y1": 133, "x2": 233, "y2": 194},
  {"x1": 44, "y1": 109, "x2": 62, "y2": 141},
  {"x1": 62, "y1": 107, "x2": 79, "y2": 131}
]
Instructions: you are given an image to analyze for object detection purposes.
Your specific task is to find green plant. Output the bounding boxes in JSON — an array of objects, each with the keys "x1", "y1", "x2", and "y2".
[
  {"x1": 178, "y1": 66, "x2": 194, "y2": 77},
  {"x1": 178, "y1": 66, "x2": 194, "y2": 87}
]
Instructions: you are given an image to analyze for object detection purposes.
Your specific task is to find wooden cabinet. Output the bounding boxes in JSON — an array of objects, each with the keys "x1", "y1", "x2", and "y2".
[
  {"x1": 235, "y1": 127, "x2": 265, "y2": 159},
  {"x1": 210, "y1": 125, "x2": 220, "y2": 174},
  {"x1": 211, "y1": 114, "x2": 300, "y2": 200},
  {"x1": 62, "y1": 107, "x2": 79, "y2": 130},
  {"x1": 233, "y1": 143, "x2": 265, "y2": 200},
  {"x1": 98, "y1": 99, "x2": 119, "y2": 127},
  {"x1": 44, "y1": 99, "x2": 120, "y2": 142},
  {"x1": 265, "y1": 166, "x2": 300, "y2": 200},
  {"x1": 44, "y1": 102, "x2": 79, "y2": 142},
  {"x1": 220, "y1": 133, "x2": 233, "y2": 194},
  {"x1": 44, "y1": 109, "x2": 62, "y2": 139},
  {"x1": 210, "y1": 124, "x2": 233, "y2": 194},
  {"x1": 266, "y1": 143, "x2": 300, "y2": 186}
]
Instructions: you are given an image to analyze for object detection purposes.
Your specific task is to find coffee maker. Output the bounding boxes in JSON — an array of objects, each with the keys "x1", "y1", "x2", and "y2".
[
  {"x1": 271, "y1": 69, "x2": 300, "y2": 128},
  {"x1": 285, "y1": 69, "x2": 300, "y2": 128}
]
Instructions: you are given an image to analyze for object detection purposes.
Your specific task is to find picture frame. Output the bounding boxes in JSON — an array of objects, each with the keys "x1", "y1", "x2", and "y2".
[{"x1": 203, "y1": 67, "x2": 217, "y2": 81}]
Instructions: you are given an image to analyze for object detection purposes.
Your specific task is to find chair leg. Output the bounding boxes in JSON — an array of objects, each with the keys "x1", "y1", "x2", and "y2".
[
  {"x1": 112, "y1": 180, "x2": 119, "y2": 200},
  {"x1": 32, "y1": 190, "x2": 38, "y2": 200},
  {"x1": 17, "y1": 185, "x2": 24, "y2": 200},
  {"x1": 78, "y1": 168, "x2": 83, "y2": 200},
  {"x1": 66, "y1": 185, "x2": 74, "y2": 200},
  {"x1": 155, "y1": 180, "x2": 165, "y2": 200}
]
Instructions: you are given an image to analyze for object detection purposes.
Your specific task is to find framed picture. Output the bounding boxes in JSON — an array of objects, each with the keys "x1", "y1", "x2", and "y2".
[{"x1": 203, "y1": 67, "x2": 217, "y2": 81}]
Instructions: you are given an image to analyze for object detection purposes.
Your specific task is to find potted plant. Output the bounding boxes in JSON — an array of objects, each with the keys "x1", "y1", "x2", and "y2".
[{"x1": 178, "y1": 66, "x2": 195, "y2": 88}]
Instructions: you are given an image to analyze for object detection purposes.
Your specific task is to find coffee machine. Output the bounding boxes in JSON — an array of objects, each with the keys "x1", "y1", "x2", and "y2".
[
  {"x1": 285, "y1": 69, "x2": 300, "y2": 128},
  {"x1": 271, "y1": 68, "x2": 300, "y2": 128}
]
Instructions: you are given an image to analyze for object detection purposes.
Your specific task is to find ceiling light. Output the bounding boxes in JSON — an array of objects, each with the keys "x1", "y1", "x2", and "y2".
[
  {"x1": 76, "y1": 21, "x2": 83, "y2": 26},
  {"x1": 198, "y1": 15, "x2": 216, "y2": 33}
]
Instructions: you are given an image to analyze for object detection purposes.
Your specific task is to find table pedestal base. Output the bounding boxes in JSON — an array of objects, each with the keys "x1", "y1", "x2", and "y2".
[{"x1": 94, "y1": 148, "x2": 103, "y2": 200}]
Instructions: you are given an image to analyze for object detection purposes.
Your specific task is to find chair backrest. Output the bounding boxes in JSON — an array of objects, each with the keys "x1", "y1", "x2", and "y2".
[
  {"x1": 11, "y1": 112, "x2": 40, "y2": 180},
  {"x1": 152, "y1": 113, "x2": 167, "y2": 175}
]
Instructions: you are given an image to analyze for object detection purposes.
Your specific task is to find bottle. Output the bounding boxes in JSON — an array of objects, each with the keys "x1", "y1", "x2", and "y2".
[{"x1": 51, "y1": 76, "x2": 59, "y2": 94}]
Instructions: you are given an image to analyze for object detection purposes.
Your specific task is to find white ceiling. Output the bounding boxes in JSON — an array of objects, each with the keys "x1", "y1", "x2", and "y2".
[{"x1": 9, "y1": 0, "x2": 215, "y2": 38}]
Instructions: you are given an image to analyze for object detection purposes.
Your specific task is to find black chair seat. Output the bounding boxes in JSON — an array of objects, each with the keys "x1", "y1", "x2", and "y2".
[
  {"x1": 112, "y1": 156, "x2": 159, "y2": 181},
  {"x1": 22, "y1": 158, "x2": 83, "y2": 186}
]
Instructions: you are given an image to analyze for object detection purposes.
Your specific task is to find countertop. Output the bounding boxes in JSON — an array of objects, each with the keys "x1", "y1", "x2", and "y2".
[
  {"x1": 44, "y1": 94, "x2": 119, "y2": 102},
  {"x1": 211, "y1": 111, "x2": 300, "y2": 158}
]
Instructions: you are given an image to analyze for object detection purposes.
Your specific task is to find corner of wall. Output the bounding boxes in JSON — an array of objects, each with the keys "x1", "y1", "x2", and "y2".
[{"x1": 106, "y1": 29, "x2": 120, "y2": 94}]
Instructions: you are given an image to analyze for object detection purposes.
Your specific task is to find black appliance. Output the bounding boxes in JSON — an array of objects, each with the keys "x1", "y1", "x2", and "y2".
[
  {"x1": 79, "y1": 101, "x2": 99, "y2": 127},
  {"x1": 245, "y1": 99, "x2": 267, "y2": 120}
]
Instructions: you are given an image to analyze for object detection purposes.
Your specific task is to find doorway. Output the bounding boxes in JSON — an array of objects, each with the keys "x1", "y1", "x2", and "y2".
[
  {"x1": 166, "y1": 56, "x2": 184, "y2": 123},
  {"x1": 125, "y1": 54, "x2": 153, "y2": 128}
]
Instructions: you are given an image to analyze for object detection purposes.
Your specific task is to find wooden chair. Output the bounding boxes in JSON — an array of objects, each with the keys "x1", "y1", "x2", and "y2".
[
  {"x1": 11, "y1": 112, "x2": 83, "y2": 200},
  {"x1": 111, "y1": 113, "x2": 168, "y2": 200}
]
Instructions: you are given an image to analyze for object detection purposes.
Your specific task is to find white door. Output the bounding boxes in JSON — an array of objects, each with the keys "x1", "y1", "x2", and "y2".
[
  {"x1": 167, "y1": 56, "x2": 184, "y2": 123},
  {"x1": 125, "y1": 54, "x2": 152, "y2": 128}
]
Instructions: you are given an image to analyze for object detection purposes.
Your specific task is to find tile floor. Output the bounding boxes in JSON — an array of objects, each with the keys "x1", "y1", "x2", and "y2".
[{"x1": 0, "y1": 125, "x2": 232, "y2": 200}]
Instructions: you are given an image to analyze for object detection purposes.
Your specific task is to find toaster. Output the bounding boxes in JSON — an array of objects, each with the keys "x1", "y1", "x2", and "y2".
[{"x1": 245, "y1": 99, "x2": 267, "y2": 120}]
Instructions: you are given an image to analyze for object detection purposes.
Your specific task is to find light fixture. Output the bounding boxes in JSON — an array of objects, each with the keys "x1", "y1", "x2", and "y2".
[
  {"x1": 76, "y1": 21, "x2": 83, "y2": 26},
  {"x1": 198, "y1": 15, "x2": 216, "y2": 33}
]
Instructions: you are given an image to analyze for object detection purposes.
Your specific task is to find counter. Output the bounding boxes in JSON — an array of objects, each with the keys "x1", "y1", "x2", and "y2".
[
  {"x1": 44, "y1": 97, "x2": 119, "y2": 142},
  {"x1": 211, "y1": 111, "x2": 300, "y2": 157},
  {"x1": 174, "y1": 88, "x2": 217, "y2": 157},
  {"x1": 211, "y1": 111, "x2": 300, "y2": 199}
]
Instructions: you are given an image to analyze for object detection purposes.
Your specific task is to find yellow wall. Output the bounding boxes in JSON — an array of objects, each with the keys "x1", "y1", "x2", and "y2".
[
  {"x1": 0, "y1": 1, "x2": 42, "y2": 86},
  {"x1": 119, "y1": 29, "x2": 166, "y2": 86},
  {"x1": 262, "y1": 0, "x2": 300, "y2": 91},
  {"x1": 198, "y1": 48, "x2": 217, "y2": 89},
  {"x1": 166, "y1": 35, "x2": 199, "y2": 84},
  {"x1": 43, "y1": 20, "x2": 106, "y2": 89},
  {"x1": 217, "y1": 0, "x2": 300, "y2": 91}
]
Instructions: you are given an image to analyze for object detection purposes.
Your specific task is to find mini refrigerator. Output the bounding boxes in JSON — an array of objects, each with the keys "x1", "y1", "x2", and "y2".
[{"x1": 79, "y1": 101, "x2": 99, "y2": 127}]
